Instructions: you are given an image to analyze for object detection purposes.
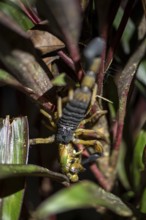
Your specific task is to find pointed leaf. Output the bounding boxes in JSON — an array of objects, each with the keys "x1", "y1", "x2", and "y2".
[
  {"x1": 140, "y1": 188, "x2": 146, "y2": 213},
  {"x1": 0, "y1": 164, "x2": 68, "y2": 183},
  {"x1": 0, "y1": 116, "x2": 29, "y2": 164},
  {"x1": 117, "y1": 142, "x2": 131, "y2": 189},
  {"x1": 0, "y1": 68, "x2": 21, "y2": 87},
  {"x1": 28, "y1": 29, "x2": 65, "y2": 54},
  {"x1": 0, "y1": 0, "x2": 33, "y2": 30},
  {"x1": 0, "y1": 12, "x2": 52, "y2": 97},
  {"x1": 32, "y1": 181, "x2": 133, "y2": 219},
  {"x1": 136, "y1": 59, "x2": 146, "y2": 86},
  {"x1": 132, "y1": 130, "x2": 146, "y2": 190},
  {"x1": 0, "y1": 116, "x2": 29, "y2": 220},
  {"x1": 37, "y1": 0, "x2": 81, "y2": 61},
  {"x1": 51, "y1": 73, "x2": 67, "y2": 86}
]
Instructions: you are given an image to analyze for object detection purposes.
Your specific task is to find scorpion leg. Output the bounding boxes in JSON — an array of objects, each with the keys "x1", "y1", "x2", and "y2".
[
  {"x1": 80, "y1": 110, "x2": 107, "y2": 126},
  {"x1": 73, "y1": 138, "x2": 104, "y2": 154},
  {"x1": 73, "y1": 149, "x2": 83, "y2": 156},
  {"x1": 30, "y1": 109, "x2": 56, "y2": 145},
  {"x1": 68, "y1": 87, "x2": 74, "y2": 101},
  {"x1": 90, "y1": 83, "x2": 98, "y2": 109},
  {"x1": 57, "y1": 96, "x2": 62, "y2": 118},
  {"x1": 83, "y1": 84, "x2": 97, "y2": 116},
  {"x1": 75, "y1": 128, "x2": 108, "y2": 142},
  {"x1": 57, "y1": 89, "x2": 74, "y2": 119},
  {"x1": 29, "y1": 134, "x2": 55, "y2": 145},
  {"x1": 40, "y1": 109, "x2": 56, "y2": 129},
  {"x1": 80, "y1": 84, "x2": 107, "y2": 126}
]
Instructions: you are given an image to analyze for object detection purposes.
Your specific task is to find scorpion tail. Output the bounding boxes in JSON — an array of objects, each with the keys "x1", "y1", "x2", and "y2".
[{"x1": 83, "y1": 37, "x2": 105, "y2": 72}]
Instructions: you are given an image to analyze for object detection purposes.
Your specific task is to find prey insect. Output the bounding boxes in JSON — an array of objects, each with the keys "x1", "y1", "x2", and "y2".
[{"x1": 30, "y1": 37, "x2": 107, "y2": 182}]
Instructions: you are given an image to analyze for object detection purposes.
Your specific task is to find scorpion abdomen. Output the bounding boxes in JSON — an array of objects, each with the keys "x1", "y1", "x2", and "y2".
[{"x1": 56, "y1": 90, "x2": 91, "y2": 144}]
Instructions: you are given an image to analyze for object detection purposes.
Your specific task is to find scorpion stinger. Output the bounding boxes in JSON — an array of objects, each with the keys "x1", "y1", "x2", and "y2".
[{"x1": 83, "y1": 37, "x2": 105, "y2": 72}]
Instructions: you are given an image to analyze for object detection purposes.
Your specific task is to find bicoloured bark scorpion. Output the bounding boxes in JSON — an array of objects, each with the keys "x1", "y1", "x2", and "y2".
[{"x1": 30, "y1": 37, "x2": 108, "y2": 182}]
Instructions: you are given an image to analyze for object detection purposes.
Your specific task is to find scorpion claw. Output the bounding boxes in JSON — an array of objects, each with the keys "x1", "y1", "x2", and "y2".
[{"x1": 82, "y1": 153, "x2": 103, "y2": 166}]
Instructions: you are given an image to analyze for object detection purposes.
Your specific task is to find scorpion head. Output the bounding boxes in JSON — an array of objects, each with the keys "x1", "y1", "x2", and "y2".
[{"x1": 56, "y1": 124, "x2": 74, "y2": 144}]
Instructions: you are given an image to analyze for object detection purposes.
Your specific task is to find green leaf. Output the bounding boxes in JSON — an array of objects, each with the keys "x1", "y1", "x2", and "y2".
[
  {"x1": 0, "y1": 116, "x2": 29, "y2": 220},
  {"x1": 0, "y1": 116, "x2": 68, "y2": 220},
  {"x1": 132, "y1": 130, "x2": 146, "y2": 190},
  {"x1": 51, "y1": 73, "x2": 76, "y2": 87},
  {"x1": 136, "y1": 59, "x2": 146, "y2": 88},
  {"x1": 0, "y1": 164, "x2": 68, "y2": 183},
  {"x1": 0, "y1": 68, "x2": 18, "y2": 85},
  {"x1": 0, "y1": 0, "x2": 33, "y2": 30},
  {"x1": 0, "y1": 68, "x2": 25, "y2": 89},
  {"x1": 117, "y1": 141, "x2": 131, "y2": 189},
  {"x1": 140, "y1": 188, "x2": 146, "y2": 213},
  {"x1": 0, "y1": 116, "x2": 29, "y2": 164},
  {"x1": 32, "y1": 181, "x2": 133, "y2": 219},
  {"x1": 113, "y1": 6, "x2": 135, "y2": 54},
  {"x1": 1, "y1": 189, "x2": 24, "y2": 220},
  {"x1": 135, "y1": 80, "x2": 146, "y2": 99},
  {"x1": 51, "y1": 73, "x2": 67, "y2": 86}
]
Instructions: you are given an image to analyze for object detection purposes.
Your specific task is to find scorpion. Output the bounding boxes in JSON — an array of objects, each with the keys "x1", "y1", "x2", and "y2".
[{"x1": 30, "y1": 37, "x2": 108, "y2": 182}]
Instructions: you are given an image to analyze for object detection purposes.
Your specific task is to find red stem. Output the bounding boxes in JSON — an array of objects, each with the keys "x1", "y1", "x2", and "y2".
[
  {"x1": 57, "y1": 51, "x2": 75, "y2": 71},
  {"x1": 78, "y1": 145, "x2": 109, "y2": 190},
  {"x1": 114, "y1": 122, "x2": 124, "y2": 150},
  {"x1": 18, "y1": 0, "x2": 41, "y2": 24},
  {"x1": 97, "y1": 1, "x2": 121, "y2": 94},
  {"x1": 97, "y1": 48, "x2": 107, "y2": 95},
  {"x1": 90, "y1": 164, "x2": 110, "y2": 191},
  {"x1": 58, "y1": 50, "x2": 84, "y2": 81},
  {"x1": 105, "y1": 0, "x2": 137, "y2": 70},
  {"x1": 66, "y1": 41, "x2": 84, "y2": 81}
]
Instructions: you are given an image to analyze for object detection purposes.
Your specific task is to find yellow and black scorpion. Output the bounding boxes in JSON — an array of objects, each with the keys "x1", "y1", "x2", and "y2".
[{"x1": 30, "y1": 37, "x2": 107, "y2": 182}]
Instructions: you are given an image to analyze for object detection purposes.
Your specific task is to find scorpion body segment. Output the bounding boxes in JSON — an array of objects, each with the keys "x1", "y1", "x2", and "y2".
[{"x1": 56, "y1": 70, "x2": 95, "y2": 144}]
